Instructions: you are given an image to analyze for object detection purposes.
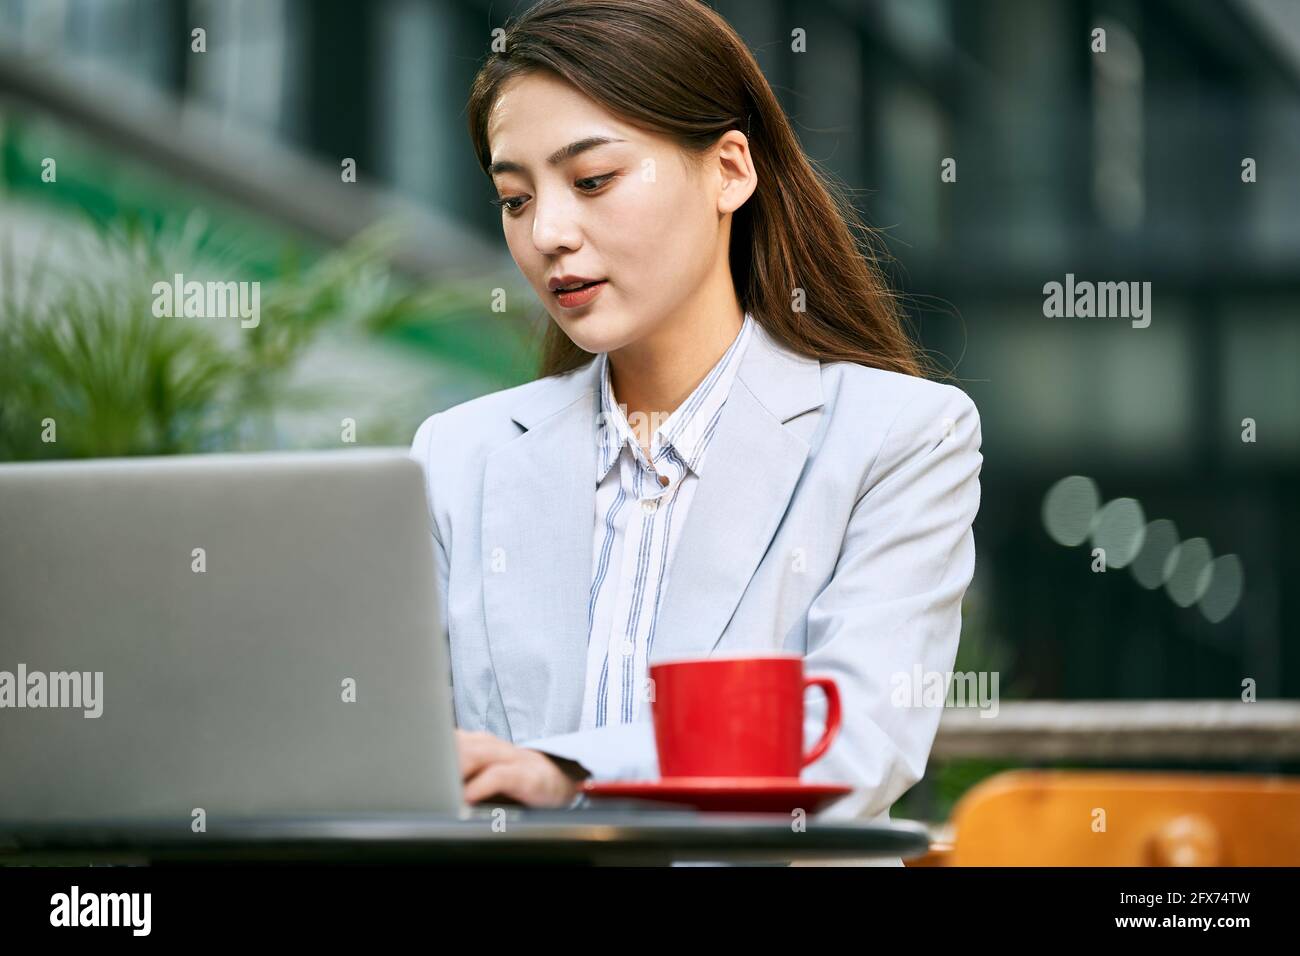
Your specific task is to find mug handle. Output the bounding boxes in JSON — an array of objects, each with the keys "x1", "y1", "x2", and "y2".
[{"x1": 801, "y1": 675, "x2": 842, "y2": 767}]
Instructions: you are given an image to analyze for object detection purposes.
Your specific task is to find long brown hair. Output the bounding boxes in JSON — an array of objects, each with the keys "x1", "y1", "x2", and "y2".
[{"x1": 467, "y1": 0, "x2": 935, "y2": 380}]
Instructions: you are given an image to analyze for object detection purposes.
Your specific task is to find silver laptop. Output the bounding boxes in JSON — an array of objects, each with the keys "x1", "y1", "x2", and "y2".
[{"x1": 0, "y1": 449, "x2": 464, "y2": 823}]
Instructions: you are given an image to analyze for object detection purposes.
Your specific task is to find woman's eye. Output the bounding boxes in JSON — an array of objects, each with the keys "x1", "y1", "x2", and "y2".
[
  {"x1": 491, "y1": 174, "x2": 615, "y2": 215},
  {"x1": 576, "y1": 173, "x2": 616, "y2": 191}
]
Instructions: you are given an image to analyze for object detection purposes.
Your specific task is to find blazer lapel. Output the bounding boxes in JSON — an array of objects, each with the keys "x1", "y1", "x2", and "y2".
[
  {"x1": 649, "y1": 321, "x2": 824, "y2": 664},
  {"x1": 481, "y1": 361, "x2": 600, "y2": 743}
]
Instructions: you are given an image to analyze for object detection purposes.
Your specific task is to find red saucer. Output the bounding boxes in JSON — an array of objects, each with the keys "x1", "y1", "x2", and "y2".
[{"x1": 581, "y1": 777, "x2": 853, "y2": 813}]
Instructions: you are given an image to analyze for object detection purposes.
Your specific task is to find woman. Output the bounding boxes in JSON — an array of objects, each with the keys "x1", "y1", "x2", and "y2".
[{"x1": 410, "y1": 0, "x2": 982, "y2": 820}]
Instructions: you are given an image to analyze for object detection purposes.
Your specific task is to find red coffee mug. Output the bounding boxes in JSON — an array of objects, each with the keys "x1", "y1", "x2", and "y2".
[{"x1": 648, "y1": 653, "x2": 841, "y2": 779}]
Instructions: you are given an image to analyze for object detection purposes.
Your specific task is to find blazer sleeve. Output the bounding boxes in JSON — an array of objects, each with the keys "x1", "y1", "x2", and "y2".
[
  {"x1": 518, "y1": 720, "x2": 659, "y2": 783},
  {"x1": 798, "y1": 382, "x2": 982, "y2": 820},
  {"x1": 409, "y1": 413, "x2": 455, "y2": 708}
]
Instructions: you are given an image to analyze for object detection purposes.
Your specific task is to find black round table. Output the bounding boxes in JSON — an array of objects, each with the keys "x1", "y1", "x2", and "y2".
[{"x1": 0, "y1": 806, "x2": 931, "y2": 866}]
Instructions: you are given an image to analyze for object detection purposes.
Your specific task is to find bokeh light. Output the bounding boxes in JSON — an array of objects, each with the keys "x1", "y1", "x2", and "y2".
[
  {"x1": 1130, "y1": 518, "x2": 1180, "y2": 589},
  {"x1": 1198, "y1": 554, "x2": 1244, "y2": 623},
  {"x1": 1165, "y1": 537, "x2": 1214, "y2": 607},
  {"x1": 1091, "y1": 497, "x2": 1146, "y2": 568},
  {"x1": 1041, "y1": 476, "x2": 1100, "y2": 546}
]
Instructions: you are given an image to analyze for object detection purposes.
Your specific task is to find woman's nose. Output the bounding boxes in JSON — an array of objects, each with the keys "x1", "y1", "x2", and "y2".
[{"x1": 531, "y1": 195, "x2": 583, "y2": 254}]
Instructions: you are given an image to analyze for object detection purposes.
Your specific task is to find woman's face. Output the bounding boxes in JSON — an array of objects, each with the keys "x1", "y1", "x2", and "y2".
[{"x1": 485, "y1": 71, "x2": 732, "y2": 356}]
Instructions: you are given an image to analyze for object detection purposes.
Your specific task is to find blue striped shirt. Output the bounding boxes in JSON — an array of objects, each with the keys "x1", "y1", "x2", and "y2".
[{"x1": 580, "y1": 312, "x2": 755, "y2": 729}]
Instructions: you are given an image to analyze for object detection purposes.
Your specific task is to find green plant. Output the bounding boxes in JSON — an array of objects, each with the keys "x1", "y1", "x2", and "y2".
[{"x1": 0, "y1": 212, "x2": 445, "y2": 460}]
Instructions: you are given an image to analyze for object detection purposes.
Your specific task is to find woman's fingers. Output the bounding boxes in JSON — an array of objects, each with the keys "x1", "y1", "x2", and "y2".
[
  {"x1": 455, "y1": 728, "x2": 515, "y2": 780},
  {"x1": 456, "y1": 731, "x2": 581, "y2": 807},
  {"x1": 462, "y1": 762, "x2": 523, "y2": 805}
]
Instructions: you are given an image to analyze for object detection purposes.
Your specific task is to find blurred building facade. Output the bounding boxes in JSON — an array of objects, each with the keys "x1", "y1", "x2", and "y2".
[{"x1": 2, "y1": 0, "x2": 1297, "y2": 709}]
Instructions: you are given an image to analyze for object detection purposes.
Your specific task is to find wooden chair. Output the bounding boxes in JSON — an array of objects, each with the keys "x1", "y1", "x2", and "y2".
[{"x1": 935, "y1": 770, "x2": 1300, "y2": 866}]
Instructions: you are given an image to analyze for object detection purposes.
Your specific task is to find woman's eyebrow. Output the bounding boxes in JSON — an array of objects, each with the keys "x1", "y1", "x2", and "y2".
[{"x1": 488, "y1": 136, "x2": 626, "y2": 176}]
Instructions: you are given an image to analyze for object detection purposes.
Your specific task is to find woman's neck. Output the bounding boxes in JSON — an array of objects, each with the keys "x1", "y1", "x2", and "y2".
[{"x1": 607, "y1": 297, "x2": 745, "y2": 459}]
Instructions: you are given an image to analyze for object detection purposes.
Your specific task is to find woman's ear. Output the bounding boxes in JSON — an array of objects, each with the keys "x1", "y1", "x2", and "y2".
[{"x1": 714, "y1": 129, "x2": 758, "y2": 215}]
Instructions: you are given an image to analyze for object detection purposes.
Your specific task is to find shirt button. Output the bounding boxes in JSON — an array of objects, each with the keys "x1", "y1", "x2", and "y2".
[
  {"x1": 641, "y1": 498, "x2": 658, "y2": 514},
  {"x1": 621, "y1": 638, "x2": 635, "y2": 656},
  {"x1": 657, "y1": 474, "x2": 669, "y2": 487}
]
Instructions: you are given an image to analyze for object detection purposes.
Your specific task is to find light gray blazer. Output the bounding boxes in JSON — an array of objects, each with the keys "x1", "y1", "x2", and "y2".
[{"x1": 409, "y1": 318, "x2": 982, "y2": 825}]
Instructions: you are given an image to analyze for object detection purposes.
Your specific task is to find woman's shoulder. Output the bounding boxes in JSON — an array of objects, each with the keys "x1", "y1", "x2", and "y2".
[
  {"x1": 813, "y1": 361, "x2": 982, "y2": 499},
  {"x1": 411, "y1": 359, "x2": 598, "y2": 460},
  {"x1": 820, "y1": 359, "x2": 979, "y2": 427}
]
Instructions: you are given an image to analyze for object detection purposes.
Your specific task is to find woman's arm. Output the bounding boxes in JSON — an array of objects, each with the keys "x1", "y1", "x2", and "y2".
[
  {"x1": 795, "y1": 382, "x2": 983, "y2": 819},
  {"x1": 410, "y1": 413, "x2": 454, "y2": 703},
  {"x1": 520, "y1": 719, "x2": 659, "y2": 782}
]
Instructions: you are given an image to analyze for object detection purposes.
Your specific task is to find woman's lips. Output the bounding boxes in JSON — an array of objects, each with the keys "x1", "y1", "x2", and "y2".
[{"x1": 554, "y1": 279, "x2": 607, "y2": 309}]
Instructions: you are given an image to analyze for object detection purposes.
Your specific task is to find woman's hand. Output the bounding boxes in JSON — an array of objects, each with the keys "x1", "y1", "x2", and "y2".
[{"x1": 456, "y1": 729, "x2": 589, "y2": 807}]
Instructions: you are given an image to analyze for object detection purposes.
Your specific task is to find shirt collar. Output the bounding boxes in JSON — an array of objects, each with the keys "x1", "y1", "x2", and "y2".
[{"x1": 596, "y1": 312, "x2": 754, "y2": 482}]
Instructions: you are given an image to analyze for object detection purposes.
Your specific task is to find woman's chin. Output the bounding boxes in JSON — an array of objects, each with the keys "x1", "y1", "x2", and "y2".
[{"x1": 552, "y1": 315, "x2": 641, "y2": 356}]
